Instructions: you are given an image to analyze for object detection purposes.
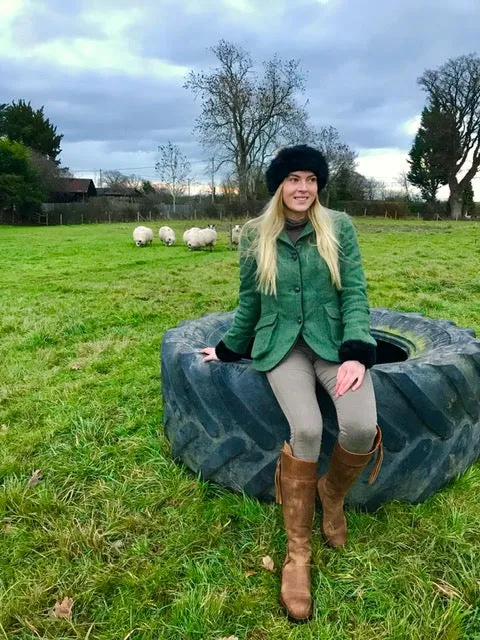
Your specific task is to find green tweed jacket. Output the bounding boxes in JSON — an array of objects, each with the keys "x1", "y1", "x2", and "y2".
[{"x1": 216, "y1": 210, "x2": 376, "y2": 372}]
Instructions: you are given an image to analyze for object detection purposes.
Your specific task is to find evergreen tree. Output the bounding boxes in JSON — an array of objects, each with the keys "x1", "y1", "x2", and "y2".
[
  {"x1": 141, "y1": 180, "x2": 156, "y2": 194},
  {"x1": 0, "y1": 138, "x2": 45, "y2": 218},
  {"x1": 0, "y1": 99, "x2": 63, "y2": 164},
  {"x1": 407, "y1": 98, "x2": 448, "y2": 203}
]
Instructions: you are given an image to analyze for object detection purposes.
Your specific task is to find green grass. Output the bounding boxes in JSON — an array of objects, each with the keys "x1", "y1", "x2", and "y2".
[{"x1": 0, "y1": 218, "x2": 479, "y2": 639}]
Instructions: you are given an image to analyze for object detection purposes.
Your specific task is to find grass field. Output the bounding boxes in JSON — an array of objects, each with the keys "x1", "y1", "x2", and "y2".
[{"x1": 0, "y1": 218, "x2": 479, "y2": 640}]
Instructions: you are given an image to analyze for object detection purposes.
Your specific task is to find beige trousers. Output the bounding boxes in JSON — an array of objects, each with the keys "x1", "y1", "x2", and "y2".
[{"x1": 266, "y1": 339, "x2": 377, "y2": 462}]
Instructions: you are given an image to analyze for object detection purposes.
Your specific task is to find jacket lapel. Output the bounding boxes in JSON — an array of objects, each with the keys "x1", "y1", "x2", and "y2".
[
  {"x1": 297, "y1": 220, "x2": 314, "y2": 242},
  {"x1": 278, "y1": 229, "x2": 293, "y2": 246}
]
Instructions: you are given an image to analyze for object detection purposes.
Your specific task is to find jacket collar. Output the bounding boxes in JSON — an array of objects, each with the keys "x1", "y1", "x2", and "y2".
[{"x1": 278, "y1": 220, "x2": 314, "y2": 246}]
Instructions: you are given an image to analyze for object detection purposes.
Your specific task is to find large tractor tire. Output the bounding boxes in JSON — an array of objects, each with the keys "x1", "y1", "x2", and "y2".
[{"x1": 161, "y1": 308, "x2": 480, "y2": 510}]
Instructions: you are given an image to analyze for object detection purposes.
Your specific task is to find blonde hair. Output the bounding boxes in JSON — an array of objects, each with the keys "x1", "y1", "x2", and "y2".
[{"x1": 241, "y1": 184, "x2": 341, "y2": 296}]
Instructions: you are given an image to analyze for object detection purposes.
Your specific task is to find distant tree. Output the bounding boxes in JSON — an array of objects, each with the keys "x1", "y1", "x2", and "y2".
[
  {"x1": 308, "y1": 126, "x2": 357, "y2": 206},
  {"x1": 204, "y1": 156, "x2": 227, "y2": 203},
  {"x1": 247, "y1": 164, "x2": 271, "y2": 201},
  {"x1": 363, "y1": 177, "x2": 383, "y2": 201},
  {"x1": 383, "y1": 188, "x2": 410, "y2": 202},
  {"x1": 155, "y1": 141, "x2": 190, "y2": 213},
  {"x1": 0, "y1": 138, "x2": 45, "y2": 218},
  {"x1": 141, "y1": 180, "x2": 156, "y2": 194},
  {"x1": 219, "y1": 173, "x2": 238, "y2": 203},
  {"x1": 332, "y1": 167, "x2": 370, "y2": 203},
  {"x1": 398, "y1": 170, "x2": 412, "y2": 203},
  {"x1": 124, "y1": 174, "x2": 144, "y2": 191},
  {"x1": 418, "y1": 53, "x2": 480, "y2": 219},
  {"x1": 0, "y1": 99, "x2": 63, "y2": 164},
  {"x1": 185, "y1": 40, "x2": 308, "y2": 202},
  {"x1": 374, "y1": 180, "x2": 389, "y2": 201},
  {"x1": 101, "y1": 171, "x2": 148, "y2": 199},
  {"x1": 407, "y1": 99, "x2": 449, "y2": 204},
  {"x1": 28, "y1": 149, "x2": 72, "y2": 194},
  {"x1": 102, "y1": 170, "x2": 130, "y2": 191}
]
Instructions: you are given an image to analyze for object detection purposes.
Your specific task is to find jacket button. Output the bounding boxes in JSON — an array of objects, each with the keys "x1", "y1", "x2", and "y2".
[
  {"x1": 297, "y1": 317, "x2": 302, "y2": 324},
  {"x1": 292, "y1": 253, "x2": 298, "y2": 261},
  {"x1": 294, "y1": 286, "x2": 300, "y2": 293}
]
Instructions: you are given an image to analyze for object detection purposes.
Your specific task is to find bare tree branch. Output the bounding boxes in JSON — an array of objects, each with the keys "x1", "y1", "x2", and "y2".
[
  {"x1": 184, "y1": 40, "x2": 308, "y2": 201},
  {"x1": 155, "y1": 142, "x2": 191, "y2": 213}
]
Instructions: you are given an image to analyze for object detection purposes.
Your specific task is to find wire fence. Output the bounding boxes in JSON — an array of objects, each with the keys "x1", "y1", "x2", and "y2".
[{"x1": 1, "y1": 197, "x2": 478, "y2": 226}]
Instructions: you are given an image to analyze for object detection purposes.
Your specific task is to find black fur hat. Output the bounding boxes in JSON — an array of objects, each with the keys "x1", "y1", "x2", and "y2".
[{"x1": 265, "y1": 145, "x2": 329, "y2": 195}]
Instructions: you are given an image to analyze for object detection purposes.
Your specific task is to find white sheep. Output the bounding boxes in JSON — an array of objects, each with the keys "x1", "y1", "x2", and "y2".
[
  {"x1": 133, "y1": 225, "x2": 154, "y2": 247},
  {"x1": 184, "y1": 225, "x2": 217, "y2": 251},
  {"x1": 183, "y1": 227, "x2": 201, "y2": 245},
  {"x1": 186, "y1": 228, "x2": 205, "y2": 251},
  {"x1": 200, "y1": 225, "x2": 217, "y2": 251},
  {"x1": 159, "y1": 225, "x2": 176, "y2": 246},
  {"x1": 230, "y1": 224, "x2": 242, "y2": 249}
]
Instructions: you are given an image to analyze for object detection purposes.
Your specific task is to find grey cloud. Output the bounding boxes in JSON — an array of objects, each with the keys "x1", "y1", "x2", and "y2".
[
  {"x1": 134, "y1": 0, "x2": 480, "y2": 152},
  {"x1": 133, "y1": 3, "x2": 246, "y2": 67},
  {"x1": 0, "y1": 56, "x2": 207, "y2": 177},
  {"x1": 135, "y1": 0, "x2": 325, "y2": 67},
  {"x1": 10, "y1": 0, "x2": 101, "y2": 44},
  {"x1": 0, "y1": 59, "x2": 197, "y2": 144},
  {"x1": 2, "y1": 0, "x2": 480, "y2": 179}
]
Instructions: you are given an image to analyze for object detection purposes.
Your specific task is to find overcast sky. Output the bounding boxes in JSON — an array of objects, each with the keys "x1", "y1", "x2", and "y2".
[{"x1": 1, "y1": 0, "x2": 480, "y2": 196}]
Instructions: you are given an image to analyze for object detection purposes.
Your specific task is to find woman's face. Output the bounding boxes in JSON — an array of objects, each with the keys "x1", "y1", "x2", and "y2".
[{"x1": 282, "y1": 171, "x2": 318, "y2": 214}]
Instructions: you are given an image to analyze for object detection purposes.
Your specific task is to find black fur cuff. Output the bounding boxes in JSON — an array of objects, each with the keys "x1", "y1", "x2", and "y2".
[
  {"x1": 215, "y1": 340, "x2": 244, "y2": 362},
  {"x1": 339, "y1": 340, "x2": 376, "y2": 369}
]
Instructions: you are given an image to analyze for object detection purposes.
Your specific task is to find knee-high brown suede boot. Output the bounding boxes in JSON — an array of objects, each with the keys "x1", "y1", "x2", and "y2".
[
  {"x1": 275, "y1": 442, "x2": 318, "y2": 622},
  {"x1": 317, "y1": 426, "x2": 383, "y2": 548}
]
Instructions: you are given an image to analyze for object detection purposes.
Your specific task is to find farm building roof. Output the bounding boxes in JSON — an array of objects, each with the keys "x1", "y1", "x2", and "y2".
[{"x1": 55, "y1": 178, "x2": 96, "y2": 194}]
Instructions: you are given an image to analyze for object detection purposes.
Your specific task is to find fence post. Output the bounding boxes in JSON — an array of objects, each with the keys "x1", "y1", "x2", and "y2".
[
  {"x1": 364, "y1": 208, "x2": 367, "y2": 217},
  {"x1": 60, "y1": 213, "x2": 63, "y2": 225},
  {"x1": 81, "y1": 213, "x2": 84, "y2": 224}
]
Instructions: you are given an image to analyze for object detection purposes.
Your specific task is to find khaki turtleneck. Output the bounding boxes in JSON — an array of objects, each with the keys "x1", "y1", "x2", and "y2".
[{"x1": 284, "y1": 216, "x2": 308, "y2": 244}]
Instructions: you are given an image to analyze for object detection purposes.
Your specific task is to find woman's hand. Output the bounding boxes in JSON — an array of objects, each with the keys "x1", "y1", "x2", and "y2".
[
  {"x1": 201, "y1": 347, "x2": 219, "y2": 362},
  {"x1": 335, "y1": 360, "x2": 366, "y2": 398}
]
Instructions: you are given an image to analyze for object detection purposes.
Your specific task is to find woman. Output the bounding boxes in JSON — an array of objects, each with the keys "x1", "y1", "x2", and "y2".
[{"x1": 201, "y1": 145, "x2": 382, "y2": 623}]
